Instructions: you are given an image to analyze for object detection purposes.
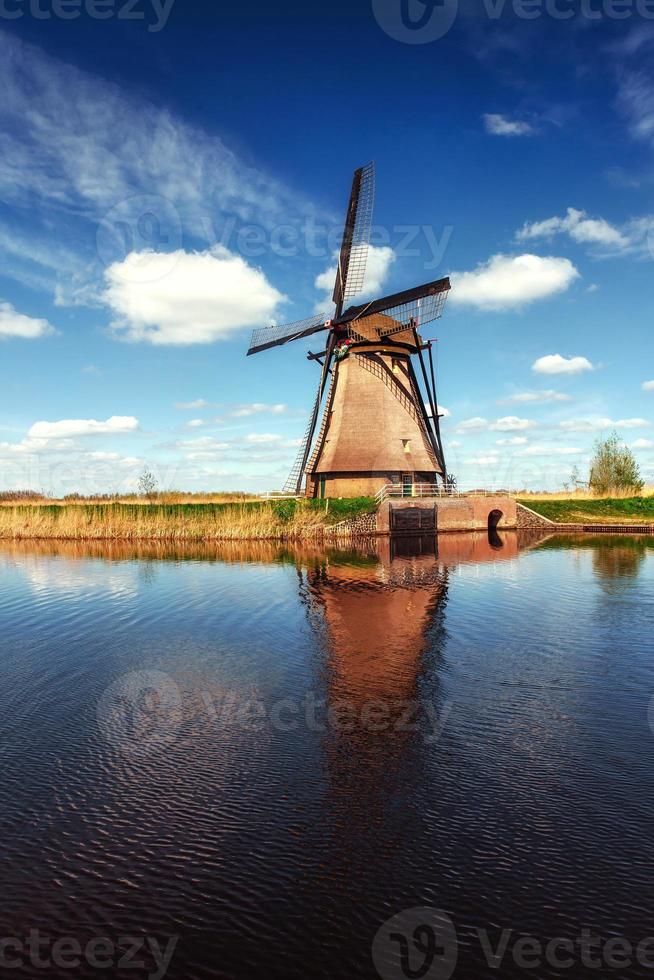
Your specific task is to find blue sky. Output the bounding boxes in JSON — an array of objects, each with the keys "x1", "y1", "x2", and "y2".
[{"x1": 0, "y1": 0, "x2": 653, "y2": 494}]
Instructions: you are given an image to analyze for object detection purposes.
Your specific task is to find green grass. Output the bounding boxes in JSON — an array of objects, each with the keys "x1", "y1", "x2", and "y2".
[{"x1": 519, "y1": 497, "x2": 654, "y2": 525}]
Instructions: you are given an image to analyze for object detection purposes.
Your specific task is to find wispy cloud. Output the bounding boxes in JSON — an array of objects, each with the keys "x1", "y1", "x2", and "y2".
[
  {"x1": 489, "y1": 416, "x2": 536, "y2": 431},
  {"x1": 559, "y1": 417, "x2": 649, "y2": 431},
  {"x1": 498, "y1": 389, "x2": 572, "y2": 405},
  {"x1": 0, "y1": 30, "x2": 322, "y2": 304},
  {"x1": 231, "y1": 403, "x2": 290, "y2": 418},
  {"x1": 457, "y1": 416, "x2": 536, "y2": 433},
  {"x1": 483, "y1": 113, "x2": 534, "y2": 136},
  {"x1": 175, "y1": 399, "x2": 213, "y2": 410},
  {"x1": 517, "y1": 207, "x2": 629, "y2": 249}
]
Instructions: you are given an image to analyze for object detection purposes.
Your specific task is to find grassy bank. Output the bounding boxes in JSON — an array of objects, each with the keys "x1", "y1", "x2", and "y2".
[
  {"x1": 518, "y1": 496, "x2": 654, "y2": 525},
  {"x1": 0, "y1": 498, "x2": 376, "y2": 541}
]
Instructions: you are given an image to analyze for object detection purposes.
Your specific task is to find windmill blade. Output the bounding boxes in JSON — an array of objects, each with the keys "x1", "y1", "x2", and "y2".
[
  {"x1": 332, "y1": 161, "x2": 375, "y2": 315},
  {"x1": 247, "y1": 313, "x2": 331, "y2": 356},
  {"x1": 282, "y1": 381, "x2": 323, "y2": 495},
  {"x1": 282, "y1": 334, "x2": 336, "y2": 494},
  {"x1": 340, "y1": 276, "x2": 450, "y2": 337}
]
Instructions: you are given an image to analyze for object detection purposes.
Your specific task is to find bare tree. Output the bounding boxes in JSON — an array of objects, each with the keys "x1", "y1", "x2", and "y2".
[{"x1": 138, "y1": 467, "x2": 158, "y2": 501}]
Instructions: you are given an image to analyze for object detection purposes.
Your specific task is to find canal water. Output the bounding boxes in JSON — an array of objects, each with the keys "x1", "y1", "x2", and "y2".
[{"x1": 1, "y1": 531, "x2": 653, "y2": 979}]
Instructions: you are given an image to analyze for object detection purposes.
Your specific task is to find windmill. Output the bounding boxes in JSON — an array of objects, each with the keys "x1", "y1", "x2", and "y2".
[{"x1": 247, "y1": 162, "x2": 451, "y2": 499}]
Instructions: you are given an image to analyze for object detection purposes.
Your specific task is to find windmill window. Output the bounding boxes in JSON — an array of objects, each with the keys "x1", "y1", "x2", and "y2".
[
  {"x1": 402, "y1": 439, "x2": 411, "y2": 454},
  {"x1": 392, "y1": 358, "x2": 399, "y2": 374}
]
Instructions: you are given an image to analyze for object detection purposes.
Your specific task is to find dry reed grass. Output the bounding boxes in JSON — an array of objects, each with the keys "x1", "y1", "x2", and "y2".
[
  {"x1": 518, "y1": 485, "x2": 654, "y2": 502},
  {"x1": 0, "y1": 499, "x2": 371, "y2": 542}
]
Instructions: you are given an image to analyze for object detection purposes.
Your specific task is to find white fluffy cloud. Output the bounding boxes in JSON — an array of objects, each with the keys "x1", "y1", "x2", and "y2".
[
  {"x1": 0, "y1": 301, "x2": 53, "y2": 339},
  {"x1": 632, "y1": 438, "x2": 654, "y2": 449},
  {"x1": 643, "y1": 381, "x2": 654, "y2": 391},
  {"x1": 315, "y1": 245, "x2": 395, "y2": 311},
  {"x1": 28, "y1": 416, "x2": 139, "y2": 439},
  {"x1": 489, "y1": 416, "x2": 536, "y2": 431},
  {"x1": 104, "y1": 247, "x2": 286, "y2": 345},
  {"x1": 517, "y1": 207, "x2": 628, "y2": 249},
  {"x1": 560, "y1": 417, "x2": 649, "y2": 432},
  {"x1": 498, "y1": 390, "x2": 572, "y2": 405},
  {"x1": 496, "y1": 436, "x2": 529, "y2": 446},
  {"x1": 483, "y1": 114, "x2": 534, "y2": 136},
  {"x1": 532, "y1": 354, "x2": 595, "y2": 375},
  {"x1": 450, "y1": 254, "x2": 579, "y2": 312}
]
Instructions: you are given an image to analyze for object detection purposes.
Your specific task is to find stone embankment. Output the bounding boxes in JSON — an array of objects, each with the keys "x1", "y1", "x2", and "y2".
[{"x1": 516, "y1": 503, "x2": 557, "y2": 529}]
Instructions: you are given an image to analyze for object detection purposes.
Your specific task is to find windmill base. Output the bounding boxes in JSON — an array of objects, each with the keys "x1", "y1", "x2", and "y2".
[{"x1": 306, "y1": 471, "x2": 439, "y2": 499}]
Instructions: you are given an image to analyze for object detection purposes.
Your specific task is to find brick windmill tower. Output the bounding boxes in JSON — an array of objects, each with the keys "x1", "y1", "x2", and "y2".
[{"x1": 247, "y1": 163, "x2": 450, "y2": 498}]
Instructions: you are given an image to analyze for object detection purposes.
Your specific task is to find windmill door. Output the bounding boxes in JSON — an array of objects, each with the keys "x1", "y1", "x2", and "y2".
[{"x1": 402, "y1": 473, "x2": 413, "y2": 497}]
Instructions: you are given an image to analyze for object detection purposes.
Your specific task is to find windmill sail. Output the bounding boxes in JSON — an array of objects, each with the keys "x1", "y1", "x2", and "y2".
[
  {"x1": 333, "y1": 161, "x2": 375, "y2": 314},
  {"x1": 282, "y1": 375, "x2": 325, "y2": 494},
  {"x1": 247, "y1": 313, "x2": 331, "y2": 357},
  {"x1": 341, "y1": 277, "x2": 450, "y2": 337}
]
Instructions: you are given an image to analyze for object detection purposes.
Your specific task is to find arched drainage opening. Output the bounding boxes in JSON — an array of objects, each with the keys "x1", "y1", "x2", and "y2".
[{"x1": 488, "y1": 509, "x2": 504, "y2": 550}]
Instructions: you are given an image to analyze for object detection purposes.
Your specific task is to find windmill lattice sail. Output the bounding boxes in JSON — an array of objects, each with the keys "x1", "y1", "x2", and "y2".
[
  {"x1": 247, "y1": 313, "x2": 330, "y2": 357},
  {"x1": 334, "y1": 163, "x2": 375, "y2": 308}
]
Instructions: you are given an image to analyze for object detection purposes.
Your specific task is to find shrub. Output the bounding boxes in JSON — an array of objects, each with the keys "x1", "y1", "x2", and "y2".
[{"x1": 589, "y1": 432, "x2": 644, "y2": 496}]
